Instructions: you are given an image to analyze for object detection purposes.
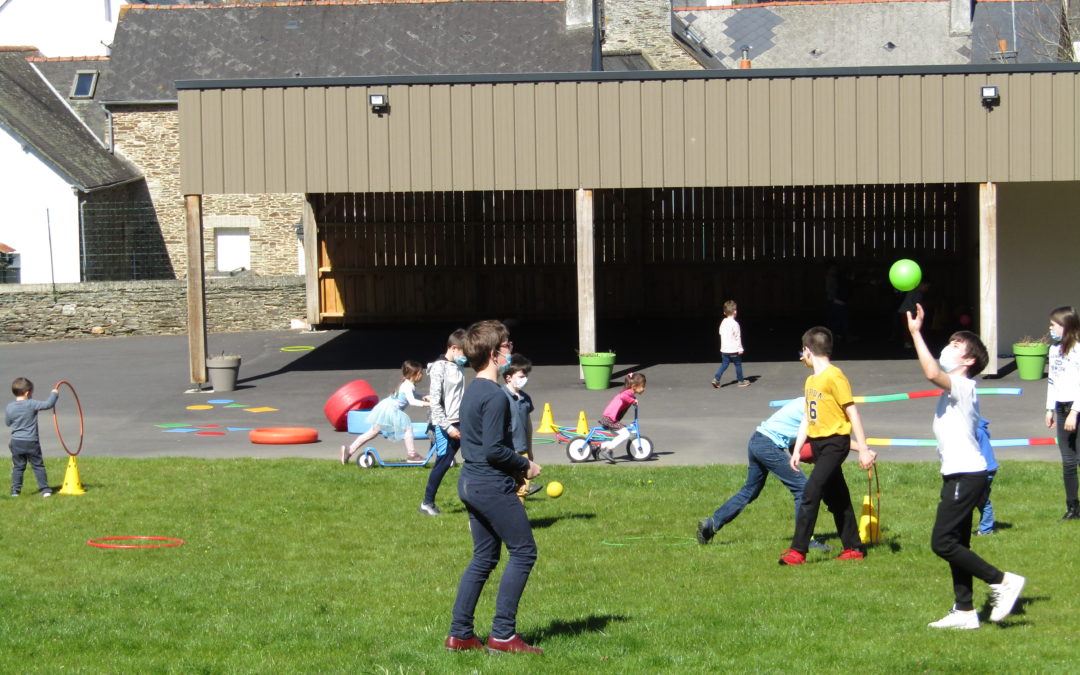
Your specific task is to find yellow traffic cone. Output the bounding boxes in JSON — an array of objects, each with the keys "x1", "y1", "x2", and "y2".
[
  {"x1": 59, "y1": 455, "x2": 86, "y2": 495},
  {"x1": 536, "y1": 402, "x2": 557, "y2": 433},
  {"x1": 858, "y1": 494, "x2": 879, "y2": 544},
  {"x1": 575, "y1": 410, "x2": 589, "y2": 435}
]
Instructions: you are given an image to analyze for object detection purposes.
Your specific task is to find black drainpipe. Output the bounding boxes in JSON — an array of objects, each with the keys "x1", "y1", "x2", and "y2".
[{"x1": 591, "y1": 0, "x2": 603, "y2": 71}]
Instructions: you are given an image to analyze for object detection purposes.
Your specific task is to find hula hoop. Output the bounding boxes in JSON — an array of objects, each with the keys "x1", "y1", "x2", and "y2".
[
  {"x1": 87, "y1": 536, "x2": 185, "y2": 549},
  {"x1": 281, "y1": 345, "x2": 315, "y2": 352},
  {"x1": 52, "y1": 380, "x2": 83, "y2": 457},
  {"x1": 530, "y1": 437, "x2": 556, "y2": 445},
  {"x1": 601, "y1": 535, "x2": 696, "y2": 547}
]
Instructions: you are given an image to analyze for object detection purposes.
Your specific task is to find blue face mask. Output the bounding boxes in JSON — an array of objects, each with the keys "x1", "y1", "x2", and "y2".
[
  {"x1": 1050, "y1": 329, "x2": 1062, "y2": 342},
  {"x1": 454, "y1": 356, "x2": 468, "y2": 367}
]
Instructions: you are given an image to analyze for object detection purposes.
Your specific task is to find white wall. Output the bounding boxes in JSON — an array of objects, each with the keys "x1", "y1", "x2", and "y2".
[
  {"x1": 0, "y1": 128, "x2": 80, "y2": 284},
  {"x1": 0, "y1": 0, "x2": 124, "y2": 57},
  {"x1": 997, "y1": 181, "x2": 1080, "y2": 352}
]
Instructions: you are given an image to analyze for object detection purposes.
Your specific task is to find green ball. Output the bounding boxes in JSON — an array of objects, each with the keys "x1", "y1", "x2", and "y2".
[{"x1": 889, "y1": 259, "x2": 922, "y2": 292}]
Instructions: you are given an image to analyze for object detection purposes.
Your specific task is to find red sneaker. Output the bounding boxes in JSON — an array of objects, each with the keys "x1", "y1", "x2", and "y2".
[
  {"x1": 445, "y1": 635, "x2": 485, "y2": 651},
  {"x1": 836, "y1": 548, "x2": 865, "y2": 561},
  {"x1": 487, "y1": 634, "x2": 543, "y2": 655},
  {"x1": 778, "y1": 549, "x2": 806, "y2": 566}
]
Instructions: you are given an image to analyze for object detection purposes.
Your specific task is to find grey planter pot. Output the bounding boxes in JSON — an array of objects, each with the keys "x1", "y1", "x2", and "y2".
[{"x1": 206, "y1": 355, "x2": 241, "y2": 392}]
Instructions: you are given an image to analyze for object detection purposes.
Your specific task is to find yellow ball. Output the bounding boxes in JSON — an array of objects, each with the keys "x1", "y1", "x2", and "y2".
[{"x1": 546, "y1": 481, "x2": 564, "y2": 498}]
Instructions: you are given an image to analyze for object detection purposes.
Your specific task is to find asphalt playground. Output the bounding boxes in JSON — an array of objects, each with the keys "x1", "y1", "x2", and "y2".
[{"x1": 1, "y1": 321, "x2": 1060, "y2": 470}]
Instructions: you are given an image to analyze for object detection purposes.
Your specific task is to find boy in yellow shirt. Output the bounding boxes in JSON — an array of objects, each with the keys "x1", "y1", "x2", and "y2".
[{"x1": 780, "y1": 326, "x2": 876, "y2": 565}]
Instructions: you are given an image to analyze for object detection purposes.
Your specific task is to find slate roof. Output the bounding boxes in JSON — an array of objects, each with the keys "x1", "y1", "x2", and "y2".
[
  {"x1": 677, "y1": 0, "x2": 1061, "y2": 69},
  {"x1": 28, "y1": 57, "x2": 111, "y2": 142},
  {"x1": 100, "y1": 2, "x2": 596, "y2": 103},
  {"x1": 0, "y1": 49, "x2": 140, "y2": 191}
]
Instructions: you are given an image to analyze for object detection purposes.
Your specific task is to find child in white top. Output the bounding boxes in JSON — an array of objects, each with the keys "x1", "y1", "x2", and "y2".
[
  {"x1": 341, "y1": 360, "x2": 429, "y2": 464},
  {"x1": 1045, "y1": 305, "x2": 1080, "y2": 519},
  {"x1": 907, "y1": 303, "x2": 1024, "y2": 630},
  {"x1": 712, "y1": 300, "x2": 749, "y2": 388}
]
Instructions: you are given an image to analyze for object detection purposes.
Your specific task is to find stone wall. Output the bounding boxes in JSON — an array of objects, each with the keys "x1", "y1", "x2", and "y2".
[
  {"x1": 604, "y1": 0, "x2": 703, "y2": 70},
  {"x1": 110, "y1": 106, "x2": 304, "y2": 279},
  {"x1": 0, "y1": 276, "x2": 305, "y2": 342}
]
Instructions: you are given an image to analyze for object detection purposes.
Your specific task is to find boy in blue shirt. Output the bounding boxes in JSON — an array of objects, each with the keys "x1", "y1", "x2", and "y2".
[
  {"x1": 697, "y1": 397, "x2": 827, "y2": 550},
  {"x1": 5, "y1": 377, "x2": 57, "y2": 498},
  {"x1": 503, "y1": 354, "x2": 543, "y2": 501}
]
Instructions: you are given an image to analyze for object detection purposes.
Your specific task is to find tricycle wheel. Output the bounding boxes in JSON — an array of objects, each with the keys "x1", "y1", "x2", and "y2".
[
  {"x1": 357, "y1": 452, "x2": 375, "y2": 468},
  {"x1": 567, "y1": 438, "x2": 592, "y2": 462},
  {"x1": 626, "y1": 436, "x2": 654, "y2": 461}
]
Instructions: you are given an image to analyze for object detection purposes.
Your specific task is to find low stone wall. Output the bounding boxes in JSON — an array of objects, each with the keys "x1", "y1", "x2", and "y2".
[{"x1": 0, "y1": 276, "x2": 306, "y2": 342}]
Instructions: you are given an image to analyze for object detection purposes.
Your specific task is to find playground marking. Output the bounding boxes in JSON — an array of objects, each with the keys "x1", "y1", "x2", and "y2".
[
  {"x1": 244, "y1": 407, "x2": 278, "y2": 413},
  {"x1": 186, "y1": 405, "x2": 214, "y2": 410},
  {"x1": 207, "y1": 399, "x2": 234, "y2": 404}
]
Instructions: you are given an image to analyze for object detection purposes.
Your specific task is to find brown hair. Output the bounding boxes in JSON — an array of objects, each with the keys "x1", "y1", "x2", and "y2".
[
  {"x1": 722, "y1": 300, "x2": 737, "y2": 317},
  {"x1": 11, "y1": 377, "x2": 31, "y2": 397},
  {"x1": 463, "y1": 320, "x2": 509, "y2": 371},
  {"x1": 949, "y1": 330, "x2": 989, "y2": 377},
  {"x1": 1050, "y1": 306, "x2": 1080, "y2": 357},
  {"x1": 446, "y1": 328, "x2": 466, "y2": 349},
  {"x1": 623, "y1": 372, "x2": 647, "y2": 390},
  {"x1": 504, "y1": 353, "x2": 532, "y2": 380},
  {"x1": 801, "y1": 326, "x2": 833, "y2": 357}
]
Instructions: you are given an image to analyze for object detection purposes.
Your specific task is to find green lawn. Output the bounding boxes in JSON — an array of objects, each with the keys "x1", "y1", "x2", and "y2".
[{"x1": 0, "y1": 457, "x2": 1076, "y2": 673}]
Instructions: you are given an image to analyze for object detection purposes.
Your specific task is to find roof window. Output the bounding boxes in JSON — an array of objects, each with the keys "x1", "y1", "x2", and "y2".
[{"x1": 71, "y1": 71, "x2": 98, "y2": 99}]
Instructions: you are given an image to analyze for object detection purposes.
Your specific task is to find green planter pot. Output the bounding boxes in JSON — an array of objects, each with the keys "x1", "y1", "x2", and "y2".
[
  {"x1": 579, "y1": 352, "x2": 616, "y2": 390},
  {"x1": 1013, "y1": 343, "x2": 1050, "y2": 381}
]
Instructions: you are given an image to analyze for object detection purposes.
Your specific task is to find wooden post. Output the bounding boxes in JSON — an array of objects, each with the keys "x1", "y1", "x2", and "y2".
[
  {"x1": 979, "y1": 182, "x2": 998, "y2": 375},
  {"x1": 576, "y1": 188, "x2": 596, "y2": 373},
  {"x1": 302, "y1": 197, "x2": 320, "y2": 327},
  {"x1": 185, "y1": 194, "x2": 207, "y2": 386}
]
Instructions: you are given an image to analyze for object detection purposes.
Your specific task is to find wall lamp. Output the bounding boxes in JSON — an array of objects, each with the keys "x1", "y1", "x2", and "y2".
[
  {"x1": 981, "y1": 85, "x2": 1000, "y2": 110},
  {"x1": 369, "y1": 93, "x2": 389, "y2": 116}
]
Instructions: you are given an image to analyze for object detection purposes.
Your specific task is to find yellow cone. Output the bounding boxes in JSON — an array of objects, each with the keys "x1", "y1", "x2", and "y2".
[
  {"x1": 858, "y1": 495, "x2": 879, "y2": 544},
  {"x1": 575, "y1": 410, "x2": 589, "y2": 435},
  {"x1": 536, "y1": 402, "x2": 556, "y2": 433},
  {"x1": 59, "y1": 455, "x2": 86, "y2": 495}
]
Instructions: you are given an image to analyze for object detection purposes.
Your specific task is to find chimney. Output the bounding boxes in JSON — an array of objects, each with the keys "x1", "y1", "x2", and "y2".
[
  {"x1": 566, "y1": 0, "x2": 592, "y2": 28},
  {"x1": 949, "y1": 0, "x2": 973, "y2": 37}
]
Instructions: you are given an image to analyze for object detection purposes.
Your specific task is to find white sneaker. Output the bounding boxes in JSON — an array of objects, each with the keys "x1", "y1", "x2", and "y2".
[
  {"x1": 928, "y1": 607, "x2": 980, "y2": 630},
  {"x1": 989, "y1": 572, "x2": 1025, "y2": 622}
]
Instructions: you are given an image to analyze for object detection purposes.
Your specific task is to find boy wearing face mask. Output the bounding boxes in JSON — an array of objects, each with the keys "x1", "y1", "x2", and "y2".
[
  {"x1": 421, "y1": 329, "x2": 468, "y2": 516},
  {"x1": 906, "y1": 303, "x2": 1025, "y2": 629},
  {"x1": 503, "y1": 354, "x2": 543, "y2": 501}
]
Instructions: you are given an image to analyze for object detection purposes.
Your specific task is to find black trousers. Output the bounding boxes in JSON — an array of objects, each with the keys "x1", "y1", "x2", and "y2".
[
  {"x1": 930, "y1": 471, "x2": 1003, "y2": 610},
  {"x1": 791, "y1": 434, "x2": 861, "y2": 554}
]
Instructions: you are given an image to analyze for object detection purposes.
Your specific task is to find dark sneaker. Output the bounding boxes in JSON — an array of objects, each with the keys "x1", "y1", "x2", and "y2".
[
  {"x1": 808, "y1": 538, "x2": 831, "y2": 551},
  {"x1": 487, "y1": 634, "x2": 543, "y2": 655},
  {"x1": 599, "y1": 448, "x2": 616, "y2": 464},
  {"x1": 419, "y1": 502, "x2": 442, "y2": 516},
  {"x1": 445, "y1": 635, "x2": 485, "y2": 651},
  {"x1": 41, "y1": 491, "x2": 53, "y2": 498},
  {"x1": 778, "y1": 549, "x2": 806, "y2": 566},
  {"x1": 696, "y1": 519, "x2": 714, "y2": 545},
  {"x1": 526, "y1": 483, "x2": 544, "y2": 496},
  {"x1": 836, "y1": 548, "x2": 865, "y2": 561},
  {"x1": 9, "y1": 491, "x2": 18, "y2": 497}
]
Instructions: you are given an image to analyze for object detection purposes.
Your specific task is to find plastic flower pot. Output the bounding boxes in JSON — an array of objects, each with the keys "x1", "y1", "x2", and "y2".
[
  {"x1": 1013, "y1": 342, "x2": 1049, "y2": 381},
  {"x1": 579, "y1": 352, "x2": 616, "y2": 390},
  {"x1": 206, "y1": 355, "x2": 241, "y2": 392}
]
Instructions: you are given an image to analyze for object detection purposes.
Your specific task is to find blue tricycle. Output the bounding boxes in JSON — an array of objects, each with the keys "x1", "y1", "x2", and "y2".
[{"x1": 564, "y1": 404, "x2": 654, "y2": 462}]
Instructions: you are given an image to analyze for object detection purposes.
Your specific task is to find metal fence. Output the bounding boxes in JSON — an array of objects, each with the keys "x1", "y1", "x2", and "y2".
[{"x1": 79, "y1": 201, "x2": 174, "y2": 281}]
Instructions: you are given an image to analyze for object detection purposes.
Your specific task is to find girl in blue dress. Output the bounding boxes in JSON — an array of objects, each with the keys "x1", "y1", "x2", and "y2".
[{"x1": 342, "y1": 361, "x2": 429, "y2": 463}]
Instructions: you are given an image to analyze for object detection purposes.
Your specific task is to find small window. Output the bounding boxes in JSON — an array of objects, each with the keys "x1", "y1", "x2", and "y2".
[
  {"x1": 215, "y1": 227, "x2": 251, "y2": 274},
  {"x1": 70, "y1": 71, "x2": 98, "y2": 99}
]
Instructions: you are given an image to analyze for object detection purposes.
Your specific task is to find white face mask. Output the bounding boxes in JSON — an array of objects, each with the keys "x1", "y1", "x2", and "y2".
[
  {"x1": 939, "y1": 345, "x2": 962, "y2": 372},
  {"x1": 511, "y1": 376, "x2": 528, "y2": 389}
]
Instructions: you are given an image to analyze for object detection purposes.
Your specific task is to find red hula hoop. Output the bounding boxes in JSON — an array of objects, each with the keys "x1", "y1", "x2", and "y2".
[
  {"x1": 87, "y1": 536, "x2": 185, "y2": 549},
  {"x1": 52, "y1": 380, "x2": 84, "y2": 456}
]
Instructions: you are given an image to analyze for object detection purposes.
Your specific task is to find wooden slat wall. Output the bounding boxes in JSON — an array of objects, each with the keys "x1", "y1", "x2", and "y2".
[
  {"x1": 311, "y1": 185, "x2": 968, "y2": 322},
  {"x1": 180, "y1": 72, "x2": 1080, "y2": 195}
]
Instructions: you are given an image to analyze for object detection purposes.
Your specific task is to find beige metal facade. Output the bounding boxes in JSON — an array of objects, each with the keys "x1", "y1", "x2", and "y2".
[{"x1": 180, "y1": 69, "x2": 1080, "y2": 194}]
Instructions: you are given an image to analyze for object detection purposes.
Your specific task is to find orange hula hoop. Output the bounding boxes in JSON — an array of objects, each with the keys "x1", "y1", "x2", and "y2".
[{"x1": 52, "y1": 380, "x2": 84, "y2": 457}]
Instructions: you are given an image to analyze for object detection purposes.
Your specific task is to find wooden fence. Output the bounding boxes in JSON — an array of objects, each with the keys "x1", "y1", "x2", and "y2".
[{"x1": 311, "y1": 184, "x2": 972, "y2": 323}]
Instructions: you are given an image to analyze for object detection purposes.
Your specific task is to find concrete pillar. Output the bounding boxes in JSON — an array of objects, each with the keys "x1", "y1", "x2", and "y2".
[
  {"x1": 950, "y1": 0, "x2": 973, "y2": 36},
  {"x1": 566, "y1": 0, "x2": 592, "y2": 27}
]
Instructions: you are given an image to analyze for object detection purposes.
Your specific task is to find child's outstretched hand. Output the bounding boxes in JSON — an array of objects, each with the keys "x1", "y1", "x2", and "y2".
[{"x1": 905, "y1": 303, "x2": 925, "y2": 334}]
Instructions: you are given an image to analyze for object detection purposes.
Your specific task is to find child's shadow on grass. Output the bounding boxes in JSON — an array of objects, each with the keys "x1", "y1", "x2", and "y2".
[
  {"x1": 801, "y1": 531, "x2": 902, "y2": 554},
  {"x1": 533, "y1": 613, "x2": 630, "y2": 640},
  {"x1": 531, "y1": 513, "x2": 596, "y2": 529}
]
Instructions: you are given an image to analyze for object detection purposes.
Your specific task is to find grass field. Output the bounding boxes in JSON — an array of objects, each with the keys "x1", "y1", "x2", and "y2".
[{"x1": 0, "y1": 456, "x2": 1076, "y2": 673}]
